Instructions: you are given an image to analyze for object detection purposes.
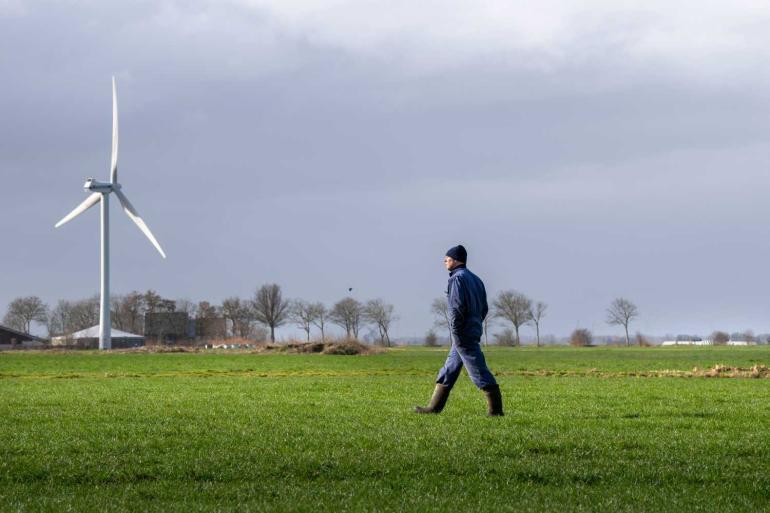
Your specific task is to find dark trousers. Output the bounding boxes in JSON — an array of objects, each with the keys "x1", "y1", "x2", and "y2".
[{"x1": 435, "y1": 337, "x2": 497, "y2": 390}]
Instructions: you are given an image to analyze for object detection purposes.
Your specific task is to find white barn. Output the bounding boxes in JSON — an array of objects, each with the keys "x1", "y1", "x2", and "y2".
[{"x1": 51, "y1": 326, "x2": 145, "y2": 349}]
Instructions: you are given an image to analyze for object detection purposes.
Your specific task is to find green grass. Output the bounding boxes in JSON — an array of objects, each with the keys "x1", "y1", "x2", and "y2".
[{"x1": 2, "y1": 346, "x2": 770, "y2": 512}]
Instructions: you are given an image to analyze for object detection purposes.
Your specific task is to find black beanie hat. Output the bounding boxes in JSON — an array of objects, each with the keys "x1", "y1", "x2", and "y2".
[{"x1": 446, "y1": 245, "x2": 467, "y2": 263}]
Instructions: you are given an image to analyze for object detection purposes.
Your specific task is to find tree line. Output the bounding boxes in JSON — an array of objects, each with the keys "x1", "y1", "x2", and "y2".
[
  {"x1": 2, "y1": 285, "x2": 397, "y2": 346},
  {"x1": 429, "y1": 291, "x2": 642, "y2": 347},
  {"x1": 429, "y1": 290, "x2": 551, "y2": 347},
  {"x1": 7, "y1": 287, "x2": 766, "y2": 347}
]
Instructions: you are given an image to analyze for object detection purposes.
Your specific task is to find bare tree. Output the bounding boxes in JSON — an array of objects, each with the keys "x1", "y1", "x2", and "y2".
[
  {"x1": 252, "y1": 284, "x2": 291, "y2": 342},
  {"x1": 47, "y1": 300, "x2": 73, "y2": 337},
  {"x1": 528, "y1": 301, "x2": 548, "y2": 347},
  {"x1": 431, "y1": 297, "x2": 451, "y2": 341},
  {"x1": 175, "y1": 298, "x2": 198, "y2": 318},
  {"x1": 143, "y1": 290, "x2": 162, "y2": 312},
  {"x1": 711, "y1": 330, "x2": 729, "y2": 345},
  {"x1": 425, "y1": 329, "x2": 438, "y2": 347},
  {"x1": 142, "y1": 290, "x2": 174, "y2": 314},
  {"x1": 3, "y1": 296, "x2": 48, "y2": 334},
  {"x1": 196, "y1": 301, "x2": 220, "y2": 319},
  {"x1": 221, "y1": 297, "x2": 254, "y2": 338},
  {"x1": 311, "y1": 303, "x2": 328, "y2": 342},
  {"x1": 291, "y1": 299, "x2": 320, "y2": 342},
  {"x1": 606, "y1": 297, "x2": 639, "y2": 347},
  {"x1": 48, "y1": 296, "x2": 100, "y2": 336},
  {"x1": 493, "y1": 290, "x2": 532, "y2": 346},
  {"x1": 73, "y1": 296, "x2": 101, "y2": 332},
  {"x1": 363, "y1": 299, "x2": 397, "y2": 347},
  {"x1": 330, "y1": 298, "x2": 363, "y2": 340},
  {"x1": 111, "y1": 291, "x2": 145, "y2": 334},
  {"x1": 570, "y1": 328, "x2": 592, "y2": 347}
]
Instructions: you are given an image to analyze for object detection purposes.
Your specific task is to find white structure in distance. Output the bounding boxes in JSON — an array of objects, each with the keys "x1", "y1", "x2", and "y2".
[
  {"x1": 54, "y1": 77, "x2": 166, "y2": 350},
  {"x1": 50, "y1": 326, "x2": 145, "y2": 348},
  {"x1": 661, "y1": 340, "x2": 756, "y2": 346}
]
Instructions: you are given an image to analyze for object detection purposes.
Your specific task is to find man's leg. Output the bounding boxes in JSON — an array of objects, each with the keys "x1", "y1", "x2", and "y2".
[
  {"x1": 415, "y1": 343, "x2": 463, "y2": 414},
  {"x1": 455, "y1": 339, "x2": 504, "y2": 416},
  {"x1": 454, "y1": 340, "x2": 496, "y2": 388},
  {"x1": 435, "y1": 343, "x2": 464, "y2": 390}
]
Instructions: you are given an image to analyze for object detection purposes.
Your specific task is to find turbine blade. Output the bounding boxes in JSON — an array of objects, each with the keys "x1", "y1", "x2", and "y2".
[
  {"x1": 54, "y1": 192, "x2": 101, "y2": 228},
  {"x1": 114, "y1": 188, "x2": 166, "y2": 258},
  {"x1": 110, "y1": 77, "x2": 119, "y2": 183}
]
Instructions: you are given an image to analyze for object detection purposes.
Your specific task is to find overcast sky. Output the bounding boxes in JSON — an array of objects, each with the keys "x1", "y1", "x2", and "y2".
[{"x1": 3, "y1": 1, "x2": 770, "y2": 339}]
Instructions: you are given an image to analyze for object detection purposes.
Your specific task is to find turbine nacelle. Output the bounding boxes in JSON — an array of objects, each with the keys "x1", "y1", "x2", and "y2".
[{"x1": 84, "y1": 179, "x2": 119, "y2": 193}]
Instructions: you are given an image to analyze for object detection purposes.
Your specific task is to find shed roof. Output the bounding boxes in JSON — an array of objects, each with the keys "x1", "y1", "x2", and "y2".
[
  {"x1": 67, "y1": 325, "x2": 144, "y2": 339},
  {"x1": 0, "y1": 324, "x2": 45, "y2": 342}
]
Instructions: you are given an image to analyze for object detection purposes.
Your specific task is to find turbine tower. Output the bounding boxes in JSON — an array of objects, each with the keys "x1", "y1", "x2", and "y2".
[{"x1": 55, "y1": 77, "x2": 166, "y2": 350}]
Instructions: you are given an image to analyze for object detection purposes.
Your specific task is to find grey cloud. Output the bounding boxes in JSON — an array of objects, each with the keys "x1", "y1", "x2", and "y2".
[{"x1": 3, "y1": 2, "x2": 770, "y2": 338}]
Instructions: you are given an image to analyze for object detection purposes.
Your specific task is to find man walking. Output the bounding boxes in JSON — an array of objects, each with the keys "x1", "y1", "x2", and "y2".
[{"x1": 415, "y1": 245, "x2": 504, "y2": 416}]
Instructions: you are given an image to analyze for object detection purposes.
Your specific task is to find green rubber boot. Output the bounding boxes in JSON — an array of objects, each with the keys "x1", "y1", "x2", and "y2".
[
  {"x1": 483, "y1": 384, "x2": 504, "y2": 416},
  {"x1": 415, "y1": 384, "x2": 451, "y2": 414}
]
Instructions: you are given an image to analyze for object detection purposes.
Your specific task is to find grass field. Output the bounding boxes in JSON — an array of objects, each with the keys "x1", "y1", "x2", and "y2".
[{"x1": 2, "y1": 346, "x2": 770, "y2": 512}]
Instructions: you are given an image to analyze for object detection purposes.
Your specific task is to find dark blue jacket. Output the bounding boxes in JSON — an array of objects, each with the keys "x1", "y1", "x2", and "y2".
[{"x1": 446, "y1": 265, "x2": 488, "y2": 342}]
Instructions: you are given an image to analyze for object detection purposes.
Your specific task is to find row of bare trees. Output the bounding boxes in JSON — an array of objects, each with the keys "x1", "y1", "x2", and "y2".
[
  {"x1": 220, "y1": 288, "x2": 396, "y2": 344},
  {"x1": 214, "y1": 288, "x2": 398, "y2": 344},
  {"x1": 3, "y1": 286, "x2": 397, "y2": 345},
  {"x1": 430, "y1": 291, "x2": 549, "y2": 347},
  {"x1": 492, "y1": 291, "x2": 548, "y2": 346},
  {"x1": 291, "y1": 297, "x2": 397, "y2": 346},
  {"x1": 430, "y1": 292, "x2": 642, "y2": 347},
  {"x1": 9, "y1": 290, "x2": 766, "y2": 348}
]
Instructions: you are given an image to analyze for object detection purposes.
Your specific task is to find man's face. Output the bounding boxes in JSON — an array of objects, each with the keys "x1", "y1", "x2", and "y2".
[{"x1": 444, "y1": 256, "x2": 457, "y2": 271}]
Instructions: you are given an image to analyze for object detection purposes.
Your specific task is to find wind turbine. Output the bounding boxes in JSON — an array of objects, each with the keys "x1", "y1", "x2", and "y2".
[{"x1": 55, "y1": 77, "x2": 166, "y2": 350}]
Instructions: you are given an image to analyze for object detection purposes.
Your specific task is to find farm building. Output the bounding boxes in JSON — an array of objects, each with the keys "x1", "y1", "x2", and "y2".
[
  {"x1": 144, "y1": 312, "x2": 192, "y2": 343},
  {"x1": 0, "y1": 324, "x2": 46, "y2": 349},
  {"x1": 50, "y1": 326, "x2": 145, "y2": 349},
  {"x1": 195, "y1": 317, "x2": 227, "y2": 340},
  {"x1": 144, "y1": 312, "x2": 228, "y2": 343}
]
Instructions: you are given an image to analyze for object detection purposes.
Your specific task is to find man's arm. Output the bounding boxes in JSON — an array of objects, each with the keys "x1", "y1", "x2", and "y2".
[{"x1": 447, "y1": 276, "x2": 466, "y2": 337}]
